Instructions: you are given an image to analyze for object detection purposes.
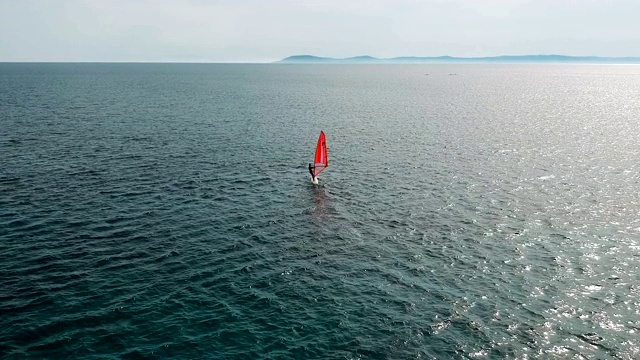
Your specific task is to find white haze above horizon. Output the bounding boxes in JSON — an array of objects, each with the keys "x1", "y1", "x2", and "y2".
[{"x1": 1, "y1": 0, "x2": 639, "y2": 62}]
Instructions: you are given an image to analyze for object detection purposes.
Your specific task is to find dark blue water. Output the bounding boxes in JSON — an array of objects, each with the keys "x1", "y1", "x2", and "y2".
[{"x1": 2, "y1": 63, "x2": 640, "y2": 359}]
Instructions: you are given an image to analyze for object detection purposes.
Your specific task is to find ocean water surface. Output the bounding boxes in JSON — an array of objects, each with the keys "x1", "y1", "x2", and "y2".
[{"x1": 2, "y1": 63, "x2": 640, "y2": 359}]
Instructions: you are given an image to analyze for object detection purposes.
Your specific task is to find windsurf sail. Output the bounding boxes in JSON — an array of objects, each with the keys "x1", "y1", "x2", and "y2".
[{"x1": 313, "y1": 131, "x2": 328, "y2": 177}]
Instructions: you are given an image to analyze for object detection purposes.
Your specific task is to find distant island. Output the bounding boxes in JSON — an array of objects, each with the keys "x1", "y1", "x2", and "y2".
[{"x1": 277, "y1": 55, "x2": 640, "y2": 64}]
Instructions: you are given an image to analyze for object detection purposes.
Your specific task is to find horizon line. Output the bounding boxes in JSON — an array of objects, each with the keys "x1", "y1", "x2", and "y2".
[{"x1": 3, "y1": 53, "x2": 640, "y2": 64}]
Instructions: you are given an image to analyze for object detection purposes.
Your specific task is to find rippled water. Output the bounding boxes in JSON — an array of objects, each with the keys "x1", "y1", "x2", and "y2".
[{"x1": 2, "y1": 63, "x2": 640, "y2": 359}]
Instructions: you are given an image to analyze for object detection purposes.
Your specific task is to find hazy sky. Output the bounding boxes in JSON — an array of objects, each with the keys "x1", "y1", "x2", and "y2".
[{"x1": 1, "y1": 0, "x2": 639, "y2": 62}]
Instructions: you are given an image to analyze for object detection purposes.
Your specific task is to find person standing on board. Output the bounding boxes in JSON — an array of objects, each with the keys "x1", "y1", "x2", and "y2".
[{"x1": 308, "y1": 163, "x2": 317, "y2": 183}]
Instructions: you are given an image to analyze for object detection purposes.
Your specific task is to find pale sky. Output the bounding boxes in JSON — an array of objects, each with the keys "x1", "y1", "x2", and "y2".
[{"x1": 1, "y1": 0, "x2": 639, "y2": 62}]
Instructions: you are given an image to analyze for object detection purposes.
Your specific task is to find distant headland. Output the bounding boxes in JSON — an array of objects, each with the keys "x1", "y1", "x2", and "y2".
[{"x1": 277, "y1": 55, "x2": 640, "y2": 64}]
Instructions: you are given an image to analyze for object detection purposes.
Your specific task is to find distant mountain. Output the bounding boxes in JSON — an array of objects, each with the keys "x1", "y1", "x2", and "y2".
[
  {"x1": 344, "y1": 55, "x2": 379, "y2": 63},
  {"x1": 277, "y1": 54, "x2": 640, "y2": 64},
  {"x1": 280, "y1": 55, "x2": 335, "y2": 63}
]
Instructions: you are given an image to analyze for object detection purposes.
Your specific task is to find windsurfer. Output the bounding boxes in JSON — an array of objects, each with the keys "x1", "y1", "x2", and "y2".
[
  {"x1": 309, "y1": 131, "x2": 327, "y2": 185},
  {"x1": 308, "y1": 163, "x2": 316, "y2": 182}
]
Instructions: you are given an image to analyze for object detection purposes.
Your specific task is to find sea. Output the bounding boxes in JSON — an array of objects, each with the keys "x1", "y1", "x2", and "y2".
[{"x1": 1, "y1": 63, "x2": 640, "y2": 359}]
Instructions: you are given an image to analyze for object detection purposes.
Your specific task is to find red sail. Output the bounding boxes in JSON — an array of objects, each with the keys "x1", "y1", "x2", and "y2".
[{"x1": 313, "y1": 131, "x2": 328, "y2": 177}]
